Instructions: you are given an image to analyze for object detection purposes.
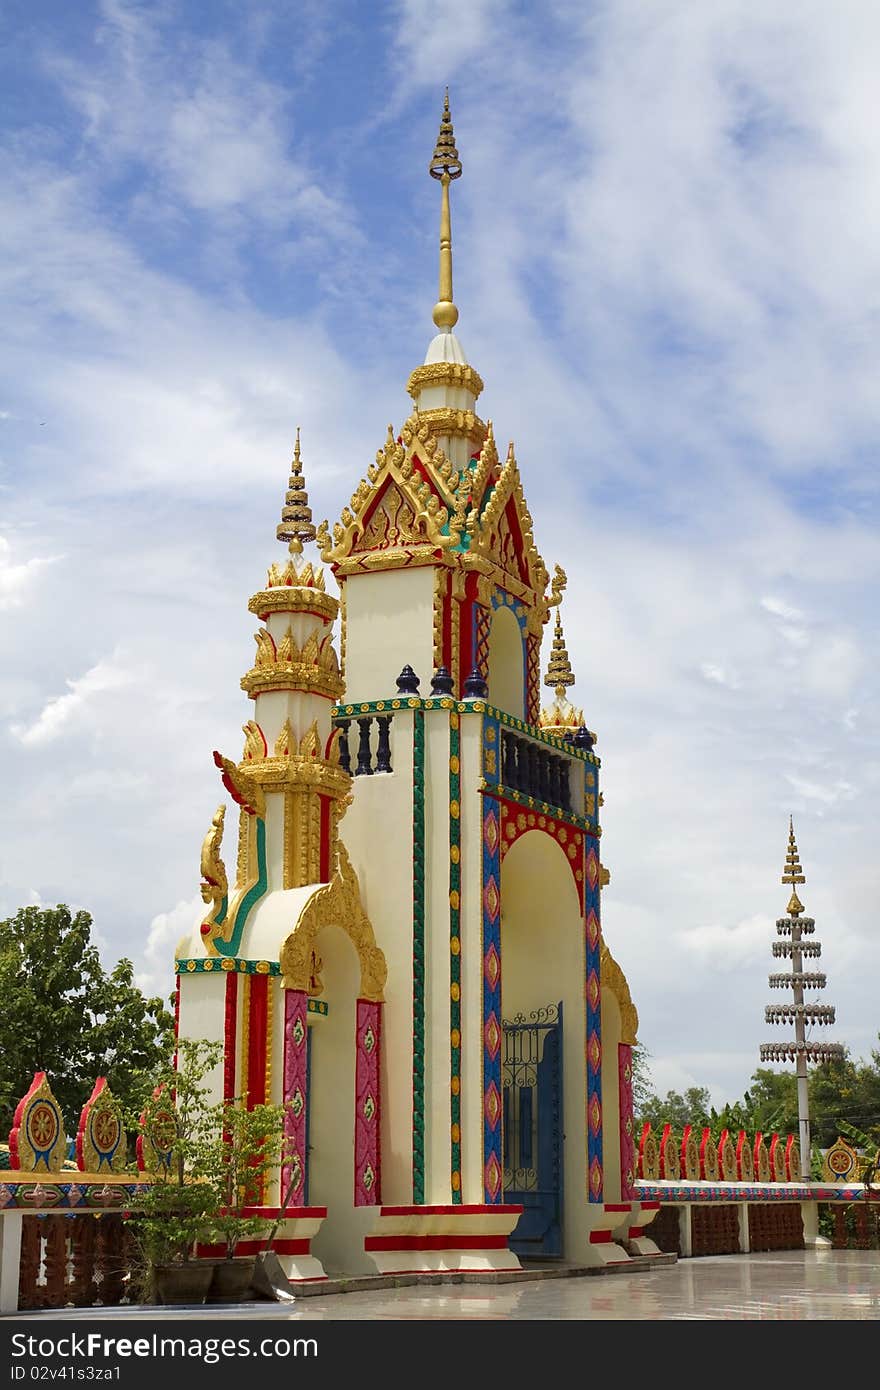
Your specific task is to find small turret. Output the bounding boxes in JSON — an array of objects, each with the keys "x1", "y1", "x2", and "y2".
[{"x1": 539, "y1": 606, "x2": 592, "y2": 742}]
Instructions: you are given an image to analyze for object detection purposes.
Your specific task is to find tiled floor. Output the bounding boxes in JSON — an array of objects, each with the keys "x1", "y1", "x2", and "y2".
[{"x1": 7, "y1": 1250, "x2": 880, "y2": 1320}]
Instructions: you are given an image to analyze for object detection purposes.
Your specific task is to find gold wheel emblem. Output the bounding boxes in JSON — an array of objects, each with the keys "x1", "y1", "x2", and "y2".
[
  {"x1": 93, "y1": 1111, "x2": 119, "y2": 1151},
  {"x1": 28, "y1": 1102, "x2": 56, "y2": 1148}
]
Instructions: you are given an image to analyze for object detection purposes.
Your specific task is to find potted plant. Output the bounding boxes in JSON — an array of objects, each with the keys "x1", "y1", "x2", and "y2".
[
  {"x1": 128, "y1": 1038, "x2": 225, "y2": 1305},
  {"x1": 205, "y1": 1097, "x2": 289, "y2": 1301}
]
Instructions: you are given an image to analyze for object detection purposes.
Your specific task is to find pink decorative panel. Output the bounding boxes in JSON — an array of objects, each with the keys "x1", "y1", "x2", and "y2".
[
  {"x1": 355, "y1": 999, "x2": 381, "y2": 1205},
  {"x1": 282, "y1": 989, "x2": 308, "y2": 1205},
  {"x1": 618, "y1": 1043, "x2": 636, "y2": 1199}
]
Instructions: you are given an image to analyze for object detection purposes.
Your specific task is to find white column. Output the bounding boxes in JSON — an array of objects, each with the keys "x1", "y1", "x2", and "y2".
[
  {"x1": 678, "y1": 1204, "x2": 692, "y2": 1257},
  {"x1": 737, "y1": 1203, "x2": 750, "y2": 1253},
  {"x1": 0, "y1": 1211, "x2": 23, "y2": 1314},
  {"x1": 802, "y1": 1201, "x2": 831, "y2": 1248}
]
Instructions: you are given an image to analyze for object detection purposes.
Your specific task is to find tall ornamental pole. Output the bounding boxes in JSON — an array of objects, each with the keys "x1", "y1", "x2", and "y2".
[{"x1": 760, "y1": 820, "x2": 844, "y2": 1180}]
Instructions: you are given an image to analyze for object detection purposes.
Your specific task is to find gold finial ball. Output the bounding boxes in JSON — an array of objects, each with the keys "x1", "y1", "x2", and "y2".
[{"x1": 433, "y1": 300, "x2": 459, "y2": 330}]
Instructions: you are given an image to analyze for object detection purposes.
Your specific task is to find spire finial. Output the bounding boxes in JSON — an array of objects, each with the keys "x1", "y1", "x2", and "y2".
[
  {"x1": 782, "y1": 815, "x2": 806, "y2": 916},
  {"x1": 429, "y1": 89, "x2": 462, "y2": 332},
  {"x1": 276, "y1": 426, "x2": 316, "y2": 555},
  {"x1": 544, "y1": 605, "x2": 576, "y2": 699}
]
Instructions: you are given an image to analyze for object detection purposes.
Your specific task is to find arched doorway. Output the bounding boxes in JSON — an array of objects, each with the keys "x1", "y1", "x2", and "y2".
[
  {"x1": 500, "y1": 830, "x2": 583, "y2": 1258},
  {"x1": 278, "y1": 844, "x2": 388, "y2": 1274}
]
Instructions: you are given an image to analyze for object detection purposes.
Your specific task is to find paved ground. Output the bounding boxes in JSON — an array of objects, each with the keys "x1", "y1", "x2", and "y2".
[{"x1": 6, "y1": 1250, "x2": 879, "y2": 1320}]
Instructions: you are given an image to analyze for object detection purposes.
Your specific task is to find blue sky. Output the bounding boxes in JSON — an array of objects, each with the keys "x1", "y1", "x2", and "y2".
[{"x1": 2, "y1": 0, "x2": 879, "y2": 1108}]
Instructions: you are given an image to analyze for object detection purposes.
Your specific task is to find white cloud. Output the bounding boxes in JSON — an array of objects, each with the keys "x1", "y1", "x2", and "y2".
[
  {"x1": 802, "y1": 635, "x2": 864, "y2": 701},
  {"x1": 45, "y1": 0, "x2": 354, "y2": 240},
  {"x1": 760, "y1": 596, "x2": 805, "y2": 623},
  {"x1": 700, "y1": 662, "x2": 741, "y2": 689},
  {"x1": 393, "y1": 1, "x2": 513, "y2": 90},
  {"x1": 10, "y1": 653, "x2": 134, "y2": 747},
  {"x1": 784, "y1": 772, "x2": 857, "y2": 808},
  {"x1": 0, "y1": 537, "x2": 61, "y2": 609},
  {"x1": 138, "y1": 894, "x2": 202, "y2": 997},
  {"x1": 676, "y1": 914, "x2": 774, "y2": 968}
]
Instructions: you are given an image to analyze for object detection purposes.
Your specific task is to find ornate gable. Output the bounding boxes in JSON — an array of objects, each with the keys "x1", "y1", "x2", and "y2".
[
  {"x1": 316, "y1": 415, "x2": 472, "y2": 574},
  {"x1": 466, "y1": 440, "x2": 551, "y2": 606}
]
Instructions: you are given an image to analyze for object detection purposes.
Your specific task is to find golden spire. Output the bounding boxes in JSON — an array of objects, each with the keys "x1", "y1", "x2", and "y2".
[
  {"x1": 782, "y1": 816, "x2": 806, "y2": 916},
  {"x1": 539, "y1": 604, "x2": 586, "y2": 736},
  {"x1": 276, "y1": 428, "x2": 317, "y2": 555},
  {"x1": 544, "y1": 609, "x2": 576, "y2": 699},
  {"x1": 429, "y1": 89, "x2": 462, "y2": 332}
]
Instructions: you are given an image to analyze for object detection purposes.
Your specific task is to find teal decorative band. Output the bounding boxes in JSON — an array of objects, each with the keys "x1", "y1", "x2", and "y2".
[
  {"x1": 412, "y1": 709, "x2": 426, "y2": 1204},
  {"x1": 213, "y1": 816, "x2": 269, "y2": 957},
  {"x1": 333, "y1": 700, "x2": 599, "y2": 765},
  {"x1": 307, "y1": 998, "x2": 329, "y2": 1017},
  {"x1": 176, "y1": 957, "x2": 280, "y2": 975}
]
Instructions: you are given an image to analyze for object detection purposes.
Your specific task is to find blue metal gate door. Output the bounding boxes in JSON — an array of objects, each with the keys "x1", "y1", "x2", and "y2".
[{"x1": 502, "y1": 1002, "x2": 563, "y2": 1258}]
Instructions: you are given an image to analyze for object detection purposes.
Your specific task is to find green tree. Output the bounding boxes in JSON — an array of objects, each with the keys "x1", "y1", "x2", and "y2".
[
  {"x1": 0, "y1": 904, "x2": 175, "y2": 1137},
  {"x1": 630, "y1": 1042, "x2": 655, "y2": 1118},
  {"x1": 636, "y1": 1086, "x2": 712, "y2": 1134},
  {"x1": 809, "y1": 1046, "x2": 880, "y2": 1151}
]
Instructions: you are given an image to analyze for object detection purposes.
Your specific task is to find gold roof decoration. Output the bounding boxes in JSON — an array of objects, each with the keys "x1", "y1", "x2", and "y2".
[
  {"x1": 316, "y1": 414, "x2": 474, "y2": 572},
  {"x1": 600, "y1": 941, "x2": 638, "y2": 1044},
  {"x1": 249, "y1": 431, "x2": 339, "y2": 621},
  {"x1": 539, "y1": 608, "x2": 585, "y2": 734},
  {"x1": 782, "y1": 816, "x2": 806, "y2": 917},
  {"x1": 464, "y1": 439, "x2": 552, "y2": 624},
  {"x1": 467, "y1": 419, "x2": 499, "y2": 517},
  {"x1": 319, "y1": 411, "x2": 561, "y2": 633},
  {"x1": 263, "y1": 430, "x2": 329, "y2": 593},
  {"x1": 545, "y1": 608, "x2": 575, "y2": 693},
  {"x1": 281, "y1": 841, "x2": 387, "y2": 1001},
  {"x1": 241, "y1": 622, "x2": 343, "y2": 701},
  {"x1": 276, "y1": 428, "x2": 317, "y2": 554}
]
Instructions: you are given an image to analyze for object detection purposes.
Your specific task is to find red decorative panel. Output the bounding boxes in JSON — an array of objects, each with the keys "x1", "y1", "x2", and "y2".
[
  {"x1": 440, "y1": 571, "x2": 453, "y2": 672},
  {"x1": 355, "y1": 999, "x2": 381, "y2": 1205},
  {"x1": 736, "y1": 1129, "x2": 754, "y2": 1180},
  {"x1": 282, "y1": 989, "x2": 309, "y2": 1205},
  {"x1": 319, "y1": 795, "x2": 331, "y2": 882},
  {"x1": 769, "y1": 1131, "x2": 784, "y2": 1181},
  {"x1": 75, "y1": 1079, "x2": 125, "y2": 1174},
  {"x1": 785, "y1": 1133, "x2": 798, "y2": 1180},
  {"x1": 172, "y1": 976, "x2": 181, "y2": 1070},
  {"x1": 223, "y1": 971, "x2": 238, "y2": 1103},
  {"x1": 9, "y1": 1073, "x2": 66, "y2": 1172},
  {"x1": 700, "y1": 1126, "x2": 720, "y2": 1180},
  {"x1": 247, "y1": 972, "x2": 268, "y2": 1109},
  {"x1": 618, "y1": 1043, "x2": 636, "y2": 1199}
]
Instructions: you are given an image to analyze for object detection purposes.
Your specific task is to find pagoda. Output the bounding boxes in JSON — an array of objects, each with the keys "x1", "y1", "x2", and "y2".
[{"x1": 171, "y1": 93, "x2": 645, "y2": 1281}]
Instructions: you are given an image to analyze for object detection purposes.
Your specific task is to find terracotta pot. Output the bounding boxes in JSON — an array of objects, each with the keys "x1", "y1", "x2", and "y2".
[
  {"x1": 153, "y1": 1261, "x2": 216, "y2": 1306},
  {"x1": 209, "y1": 1256, "x2": 257, "y2": 1302}
]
